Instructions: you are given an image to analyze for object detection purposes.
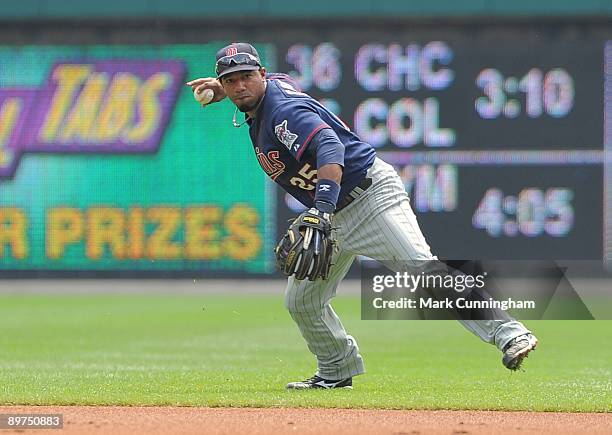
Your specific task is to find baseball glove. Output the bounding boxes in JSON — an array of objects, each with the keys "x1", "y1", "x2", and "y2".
[{"x1": 275, "y1": 208, "x2": 335, "y2": 281}]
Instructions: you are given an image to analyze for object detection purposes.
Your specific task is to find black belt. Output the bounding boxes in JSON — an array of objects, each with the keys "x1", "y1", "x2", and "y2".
[{"x1": 335, "y1": 177, "x2": 373, "y2": 212}]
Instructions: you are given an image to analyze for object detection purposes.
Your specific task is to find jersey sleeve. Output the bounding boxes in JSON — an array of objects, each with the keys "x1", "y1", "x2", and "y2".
[
  {"x1": 310, "y1": 128, "x2": 345, "y2": 168},
  {"x1": 270, "y1": 103, "x2": 331, "y2": 161}
]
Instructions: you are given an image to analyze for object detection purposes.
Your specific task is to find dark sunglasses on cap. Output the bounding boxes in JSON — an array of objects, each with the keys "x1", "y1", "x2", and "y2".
[{"x1": 215, "y1": 53, "x2": 261, "y2": 76}]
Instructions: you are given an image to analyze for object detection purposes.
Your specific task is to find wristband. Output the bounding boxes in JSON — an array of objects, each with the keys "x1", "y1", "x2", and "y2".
[{"x1": 314, "y1": 178, "x2": 341, "y2": 214}]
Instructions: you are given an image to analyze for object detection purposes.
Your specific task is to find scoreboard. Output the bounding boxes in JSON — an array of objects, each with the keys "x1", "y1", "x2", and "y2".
[
  {"x1": 274, "y1": 28, "x2": 610, "y2": 262},
  {"x1": 1, "y1": 21, "x2": 610, "y2": 276}
]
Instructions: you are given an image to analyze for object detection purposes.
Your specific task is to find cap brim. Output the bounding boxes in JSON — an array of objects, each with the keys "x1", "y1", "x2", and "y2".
[{"x1": 217, "y1": 64, "x2": 260, "y2": 78}]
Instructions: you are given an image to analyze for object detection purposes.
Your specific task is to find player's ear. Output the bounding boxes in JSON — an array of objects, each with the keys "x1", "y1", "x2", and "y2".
[{"x1": 260, "y1": 68, "x2": 266, "y2": 80}]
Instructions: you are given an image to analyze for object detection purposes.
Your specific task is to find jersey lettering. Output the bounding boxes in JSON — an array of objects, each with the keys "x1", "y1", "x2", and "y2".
[
  {"x1": 248, "y1": 78, "x2": 376, "y2": 208},
  {"x1": 255, "y1": 147, "x2": 285, "y2": 180}
]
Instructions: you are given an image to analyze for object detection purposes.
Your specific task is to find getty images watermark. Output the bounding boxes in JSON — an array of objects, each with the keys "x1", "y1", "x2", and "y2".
[
  {"x1": 371, "y1": 270, "x2": 535, "y2": 311},
  {"x1": 361, "y1": 260, "x2": 611, "y2": 320}
]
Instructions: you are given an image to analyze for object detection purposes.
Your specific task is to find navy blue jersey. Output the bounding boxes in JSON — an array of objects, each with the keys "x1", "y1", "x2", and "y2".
[{"x1": 247, "y1": 75, "x2": 376, "y2": 208}]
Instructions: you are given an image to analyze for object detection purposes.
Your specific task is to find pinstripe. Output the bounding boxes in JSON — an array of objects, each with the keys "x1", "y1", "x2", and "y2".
[
  {"x1": 316, "y1": 305, "x2": 339, "y2": 366},
  {"x1": 284, "y1": 157, "x2": 530, "y2": 380},
  {"x1": 285, "y1": 249, "x2": 364, "y2": 379},
  {"x1": 350, "y1": 161, "x2": 504, "y2": 342},
  {"x1": 298, "y1": 279, "x2": 333, "y2": 361},
  {"x1": 314, "y1": 271, "x2": 341, "y2": 362},
  {"x1": 320, "y1": 306, "x2": 351, "y2": 377}
]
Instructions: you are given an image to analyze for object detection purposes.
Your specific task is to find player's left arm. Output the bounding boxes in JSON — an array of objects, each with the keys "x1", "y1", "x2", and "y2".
[
  {"x1": 317, "y1": 163, "x2": 342, "y2": 184},
  {"x1": 271, "y1": 104, "x2": 345, "y2": 212},
  {"x1": 273, "y1": 107, "x2": 346, "y2": 280},
  {"x1": 309, "y1": 129, "x2": 345, "y2": 214},
  {"x1": 277, "y1": 140, "x2": 343, "y2": 280}
]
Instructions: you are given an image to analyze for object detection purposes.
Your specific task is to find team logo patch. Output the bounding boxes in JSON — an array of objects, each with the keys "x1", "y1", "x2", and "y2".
[
  {"x1": 226, "y1": 47, "x2": 238, "y2": 56},
  {"x1": 274, "y1": 120, "x2": 298, "y2": 150}
]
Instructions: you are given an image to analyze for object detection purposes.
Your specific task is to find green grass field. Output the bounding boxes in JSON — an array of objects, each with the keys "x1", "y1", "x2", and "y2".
[{"x1": 0, "y1": 293, "x2": 610, "y2": 411}]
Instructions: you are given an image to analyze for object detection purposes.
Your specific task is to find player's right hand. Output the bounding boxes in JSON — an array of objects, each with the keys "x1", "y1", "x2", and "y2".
[{"x1": 185, "y1": 77, "x2": 226, "y2": 104}]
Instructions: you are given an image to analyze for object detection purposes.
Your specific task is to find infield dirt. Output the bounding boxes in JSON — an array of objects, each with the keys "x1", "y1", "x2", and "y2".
[{"x1": 0, "y1": 406, "x2": 610, "y2": 435}]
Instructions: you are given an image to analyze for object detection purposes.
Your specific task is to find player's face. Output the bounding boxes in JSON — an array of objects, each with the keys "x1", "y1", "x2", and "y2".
[{"x1": 220, "y1": 69, "x2": 267, "y2": 113}]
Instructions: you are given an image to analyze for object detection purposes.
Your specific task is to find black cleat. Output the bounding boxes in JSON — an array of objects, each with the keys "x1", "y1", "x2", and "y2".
[
  {"x1": 502, "y1": 334, "x2": 538, "y2": 370},
  {"x1": 286, "y1": 375, "x2": 353, "y2": 390}
]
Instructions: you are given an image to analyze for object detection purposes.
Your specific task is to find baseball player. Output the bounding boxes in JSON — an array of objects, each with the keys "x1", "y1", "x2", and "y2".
[{"x1": 187, "y1": 43, "x2": 538, "y2": 390}]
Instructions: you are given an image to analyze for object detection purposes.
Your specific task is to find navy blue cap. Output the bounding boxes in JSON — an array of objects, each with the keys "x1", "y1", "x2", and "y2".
[{"x1": 215, "y1": 43, "x2": 262, "y2": 78}]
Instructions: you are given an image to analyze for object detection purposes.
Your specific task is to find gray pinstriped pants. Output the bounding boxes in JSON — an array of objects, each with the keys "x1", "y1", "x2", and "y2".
[{"x1": 284, "y1": 158, "x2": 531, "y2": 380}]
